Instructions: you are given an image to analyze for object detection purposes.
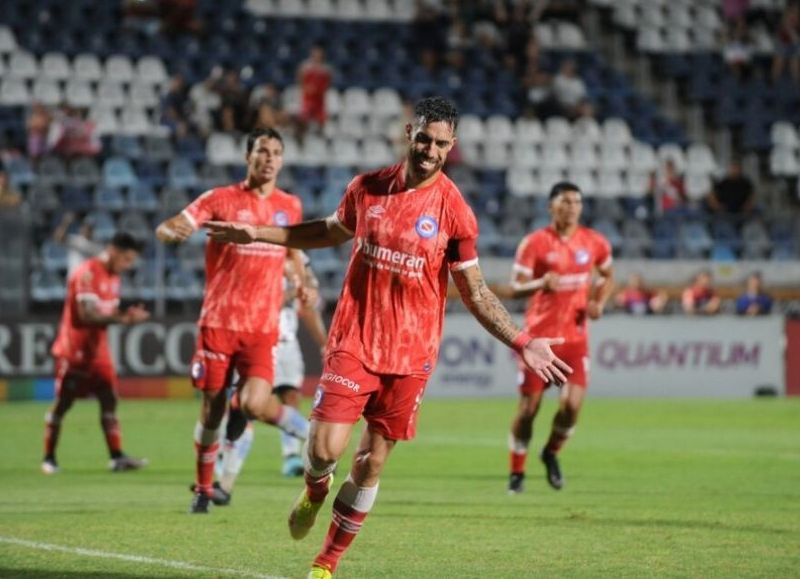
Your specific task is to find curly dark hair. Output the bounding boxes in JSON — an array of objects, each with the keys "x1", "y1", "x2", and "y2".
[{"x1": 413, "y1": 96, "x2": 459, "y2": 131}]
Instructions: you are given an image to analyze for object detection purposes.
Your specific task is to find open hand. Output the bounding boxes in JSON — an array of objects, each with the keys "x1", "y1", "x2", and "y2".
[
  {"x1": 521, "y1": 337, "x2": 572, "y2": 386},
  {"x1": 206, "y1": 221, "x2": 257, "y2": 244}
]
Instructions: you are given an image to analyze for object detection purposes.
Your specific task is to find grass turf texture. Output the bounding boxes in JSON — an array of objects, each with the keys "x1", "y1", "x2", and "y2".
[{"x1": 0, "y1": 398, "x2": 798, "y2": 578}]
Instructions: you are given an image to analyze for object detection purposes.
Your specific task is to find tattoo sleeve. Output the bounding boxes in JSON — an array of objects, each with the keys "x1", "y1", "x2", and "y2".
[{"x1": 452, "y1": 265, "x2": 523, "y2": 348}]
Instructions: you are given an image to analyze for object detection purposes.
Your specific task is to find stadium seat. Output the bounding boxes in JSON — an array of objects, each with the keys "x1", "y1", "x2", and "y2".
[
  {"x1": 94, "y1": 186, "x2": 127, "y2": 211},
  {"x1": 105, "y1": 54, "x2": 135, "y2": 83},
  {"x1": 103, "y1": 157, "x2": 137, "y2": 189},
  {"x1": 7, "y1": 51, "x2": 38, "y2": 80},
  {"x1": 64, "y1": 80, "x2": 95, "y2": 108},
  {"x1": 678, "y1": 220, "x2": 713, "y2": 258},
  {"x1": 31, "y1": 270, "x2": 66, "y2": 302},
  {"x1": 74, "y1": 53, "x2": 103, "y2": 82},
  {"x1": 136, "y1": 56, "x2": 168, "y2": 86},
  {"x1": 128, "y1": 182, "x2": 159, "y2": 212},
  {"x1": 514, "y1": 118, "x2": 544, "y2": 146},
  {"x1": 117, "y1": 211, "x2": 151, "y2": 240},
  {"x1": 0, "y1": 78, "x2": 30, "y2": 106},
  {"x1": 40, "y1": 52, "x2": 71, "y2": 81},
  {"x1": 70, "y1": 157, "x2": 102, "y2": 188},
  {"x1": 41, "y1": 240, "x2": 68, "y2": 272}
]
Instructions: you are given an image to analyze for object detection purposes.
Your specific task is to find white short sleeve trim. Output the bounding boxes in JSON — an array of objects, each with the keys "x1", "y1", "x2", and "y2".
[
  {"x1": 512, "y1": 263, "x2": 533, "y2": 275},
  {"x1": 599, "y1": 255, "x2": 613, "y2": 269},
  {"x1": 181, "y1": 209, "x2": 199, "y2": 231},
  {"x1": 449, "y1": 257, "x2": 479, "y2": 272},
  {"x1": 76, "y1": 293, "x2": 99, "y2": 303},
  {"x1": 325, "y1": 213, "x2": 354, "y2": 237}
]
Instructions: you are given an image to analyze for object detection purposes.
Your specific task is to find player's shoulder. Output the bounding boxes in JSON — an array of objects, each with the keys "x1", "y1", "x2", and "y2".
[
  {"x1": 196, "y1": 182, "x2": 237, "y2": 203},
  {"x1": 358, "y1": 163, "x2": 402, "y2": 193},
  {"x1": 274, "y1": 187, "x2": 303, "y2": 209}
]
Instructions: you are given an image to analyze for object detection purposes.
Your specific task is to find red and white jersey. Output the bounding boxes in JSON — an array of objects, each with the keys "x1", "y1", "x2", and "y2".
[
  {"x1": 51, "y1": 255, "x2": 120, "y2": 366},
  {"x1": 327, "y1": 163, "x2": 479, "y2": 376},
  {"x1": 514, "y1": 225, "x2": 611, "y2": 343},
  {"x1": 183, "y1": 182, "x2": 303, "y2": 335}
]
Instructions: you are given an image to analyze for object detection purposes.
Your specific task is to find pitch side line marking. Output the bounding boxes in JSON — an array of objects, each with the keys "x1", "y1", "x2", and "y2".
[{"x1": 0, "y1": 536, "x2": 288, "y2": 579}]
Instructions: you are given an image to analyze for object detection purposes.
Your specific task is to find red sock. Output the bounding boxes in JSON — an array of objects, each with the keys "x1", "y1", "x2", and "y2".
[
  {"x1": 195, "y1": 441, "x2": 219, "y2": 496},
  {"x1": 44, "y1": 413, "x2": 61, "y2": 458},
  {"x1": 313, "y1": 498, "x2": 368, "y2": 573},
  {"x1": 305, "y1": 472, "x2": 332, "y2": 503},
  {"x1": 101, "y1": 413, "x2": 123, "y2": 457},
  {"x1": 510, "y1": 451, "x2": 528, "y2": 474}
]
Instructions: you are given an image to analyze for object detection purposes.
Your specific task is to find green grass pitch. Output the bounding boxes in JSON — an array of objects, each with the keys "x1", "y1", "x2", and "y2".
[{"x1": 0, "y1": 396, "x2": 798, "y2": 578}]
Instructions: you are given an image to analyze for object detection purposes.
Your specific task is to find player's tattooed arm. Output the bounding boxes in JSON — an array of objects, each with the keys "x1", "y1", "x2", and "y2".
[
  {"x1": 452, "y1": 264, "x2": 572, "y2": 385},
  {"x1": 206, "y1": 215, "x2": 352, "y2": 249},
  {"x1": 451, "y1": 264, "x2": 524, "y2": 347}
]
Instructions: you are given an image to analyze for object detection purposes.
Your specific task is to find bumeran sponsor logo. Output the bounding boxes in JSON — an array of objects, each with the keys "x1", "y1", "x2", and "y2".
[
  {"x1": 356, "y1": 238, "x2": 425, "y2": 277},
  {"x1": 322, "y1": 372, "x2": 362, "y2": 392}
]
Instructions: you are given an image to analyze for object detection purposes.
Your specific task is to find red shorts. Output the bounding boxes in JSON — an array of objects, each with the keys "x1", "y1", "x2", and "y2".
[
  {"x1": 518, "y1": 341, "x2": 589, "y2": 395},
  {"x1": 311, "y1": 351, "x2": 428, "y2": 441},
  {"x1": 54, "y1": 357, "x2": 117, "y2": 398},
  {"x1": 190, "y1": 327, "x2": 276, "y2": 392}
]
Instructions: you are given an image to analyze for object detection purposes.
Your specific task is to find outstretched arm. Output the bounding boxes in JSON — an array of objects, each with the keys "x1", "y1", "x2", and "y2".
[
  {"x1": 206, "y1": 214, "x2": 353, "y2": 249},
  {"x1": 451, "y1": 263, "x2": 571, "y2": 384}
]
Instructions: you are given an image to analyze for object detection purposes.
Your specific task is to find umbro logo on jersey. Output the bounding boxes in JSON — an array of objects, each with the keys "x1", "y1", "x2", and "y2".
[
  {"x1": 273, "y1": 210, "x2": 289, "y2": 226},
  {"x1": 367, "y1": 205, "x2": 385, "y2": 219},
  {"x1": 415, "y1": 215, "x2": 438, "y2": 239}
]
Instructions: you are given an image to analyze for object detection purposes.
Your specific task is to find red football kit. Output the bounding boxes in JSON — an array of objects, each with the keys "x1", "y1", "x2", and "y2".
[
  {"x1": 299, "y1": 61, "x2": 332, "y2": 124},
  {"x1": 51, "y1": 255, "x2": 120, "y2": 396},
  {"x1": 513, "y1": 225, "x2": 611, "y2": 393},
  {"x1": 312, "y1": 163, "x2": 479, "y2": 440},
  {"x1": 182, "y1": 182, "x2": 303, "y2": 390}
]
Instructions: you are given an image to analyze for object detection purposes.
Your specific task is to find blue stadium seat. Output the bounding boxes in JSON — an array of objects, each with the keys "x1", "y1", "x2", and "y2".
[
  {"x1": 41, "y1": 240, "x2": 68, "y2": 272},
  {"x1": 103, "y1": 157, "x2": 137, "y2": 189},
  {"x1": 168, "y1": 157, "x2": 199, "y2": 190},
  {"x1": 94, "y1": 185, "x2": 127, "y2": 211},
  {"x1": 128, "y1": 182, "x2": 159, "y2": 212}
]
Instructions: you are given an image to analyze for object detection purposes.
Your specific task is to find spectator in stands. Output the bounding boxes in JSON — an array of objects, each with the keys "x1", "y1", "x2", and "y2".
[
  {"x1": 772, "y1": 2, "x2": 800, "y2": 82},
  {"x1": 649, "y1": 158, "x2": 687, "y2": 215},
  {"x1": 26, "y1": 103, "x2": 52, "y2": 159},
  {"x1": 0, "y1": 167, "x2": 22, "y2": 209},
  {"x1": 723, "y1": 0, "x2": 750, "y2": 24},
  {"x1": 723, "y1": 18, "x2": 754, "y2": 79},
  {"x1": 49, "y1": 106, "x2": 101, "y2": 158},
  {"x1": 54, "y1": 212, "x2": 103, "y2": 275},
  {"x1": 250, "y1": 83, "x2": 289, "y2": 131},
  {"x1": 189, "y1": 68, "x2": 222, "y2": 137},
  {"x1": 615, "y1": 272, "x2": 667, "y2": 315},
  {"x1": 736, "y1": 272, "x2": 773, "y2": 315},
  {"x1": 215, "y1": 69, "x2": 249, "y2": 134},
  {"x1": 160, "y1": 73, "x2": 191, "y2": 138},
  {"x1": 682, "y1": 270, "x2": 721, "y2": 315},
  {"x1": 707, "y1": 159, "x2": 756, "y2": 215},
  {"x1": 552, "y1": 59, "x2": 591, "y2": 119},
  {"x1": 296, "y1": 45, "x2": 333, "y2": 134}
]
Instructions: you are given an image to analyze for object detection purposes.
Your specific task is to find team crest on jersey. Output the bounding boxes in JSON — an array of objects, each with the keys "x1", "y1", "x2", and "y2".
[
  {"x1": 422, "y1": 361, "x2": 432, "y2": 373},
  {"x1": 574, "y1": 249, "x2": 590, "y2": 265},
  {"x1": 190, "y1": 361, "x2": 205, "y2": 381},
  {"x1": 367, "y1": 205, "x2": 385, "y2": 219},
  {"x1": 237, "y1": 209, "x2": 254, "y2": 223},
  {"x1": 312, "y1": 385, "x2": 324, "y2": 409},
  {"x1": 415, "y1": 215, "x2": 439, "y2": 239},
  {"x1": 273, "y1": 210, "x2": 289, "y2": 226}
]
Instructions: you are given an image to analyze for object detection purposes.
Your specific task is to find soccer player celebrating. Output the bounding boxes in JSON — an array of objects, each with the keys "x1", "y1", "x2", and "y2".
[
  {"x1": 207, "y1": 97, "x2": 570, "y2": 578},
  {"x1": 44, "y1": 232, "x2": 150, "y2": 474},
  {"x1": 155, "y1": 127, "x2": 311, "y2": 513},
  {"x1": 506, "y1": 182, "x2": 614, "y2": 494}
]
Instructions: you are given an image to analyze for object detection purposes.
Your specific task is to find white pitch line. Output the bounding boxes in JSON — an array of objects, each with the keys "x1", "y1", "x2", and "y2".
[{"x1": 0, "y1": 536, "x2": 288, "y2": 579}]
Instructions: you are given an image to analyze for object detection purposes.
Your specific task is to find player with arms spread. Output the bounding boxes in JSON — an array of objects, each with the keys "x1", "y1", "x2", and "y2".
[
  {"x1": 506, "y1": 182, "x2": 614, "y2": 494},
  {"x1": 207, "y1": 97, "x2": 571, "y2": 578},
  {"x1": 156, "y1": 127, "x2": 311, "y2": 513},
  {"x1": 43, "y1": 232, "x2": 150, "y2": 474}
]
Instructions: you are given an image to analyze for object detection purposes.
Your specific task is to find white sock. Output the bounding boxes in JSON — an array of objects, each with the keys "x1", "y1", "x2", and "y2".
[
  {"x1": 219, "y1": 424, "x2": 254, "y2": 492},
  {"x1": 337, "y1": 474, "x2": 379, "y2": 512},
  {"x1": 276, "y1": 406, "x2": 310, "y2": 440}
]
